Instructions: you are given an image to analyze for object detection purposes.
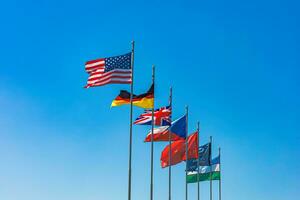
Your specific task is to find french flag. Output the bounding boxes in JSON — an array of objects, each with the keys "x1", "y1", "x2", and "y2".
[{"x1": 144, "y1": 115, "x2": 187, "y2": 142}]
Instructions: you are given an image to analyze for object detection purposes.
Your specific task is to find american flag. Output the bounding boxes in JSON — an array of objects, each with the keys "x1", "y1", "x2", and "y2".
[
  {"x1": 84, "y1": 53, "x2": 132, "y2": 88},
  {"x1": 134, "y1": 106, "x2": 171, "y2": 126}
]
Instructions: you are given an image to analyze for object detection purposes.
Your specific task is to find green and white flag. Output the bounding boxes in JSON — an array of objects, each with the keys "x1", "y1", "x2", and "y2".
[{"x1": 187, "y1": 156, "x2": 220, "y2": 183}]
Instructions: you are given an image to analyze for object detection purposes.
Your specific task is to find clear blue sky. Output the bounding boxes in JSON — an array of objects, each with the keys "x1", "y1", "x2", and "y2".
[{"x1": 0, "y1": 0, "x2": 299, "y2": 200}]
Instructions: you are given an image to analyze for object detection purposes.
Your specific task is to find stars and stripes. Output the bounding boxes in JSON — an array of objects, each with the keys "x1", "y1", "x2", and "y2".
[
  {"x1": 84, "y1": 53, "x2": 132, "y2": 88},
  {"x1": 134, "y1": 106, "x2": 171, "y2": 126}
]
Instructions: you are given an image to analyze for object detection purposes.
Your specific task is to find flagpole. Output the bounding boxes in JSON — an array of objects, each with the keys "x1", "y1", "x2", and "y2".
[
  {"x1": 197, "y1": 122, "x2": 200, "y2": 200},
  {"x1": 218, "y1": 147, "x2": 221, "y2": 200},
  {"x1": 150, "y1": 65, "x2": 155, "y2": 200},
  {"x1": 185, "y1": 106, "x2": 189, "y2": 200},
  {"x1": 168, "y1": 87, "x2": 173, "y2": 200},
  {"x1": 209, "y1": 136, "x2": 213, "y2": 200},
  {"x1": 128, "y1": 40, "x2": 135, "y2": 200}
]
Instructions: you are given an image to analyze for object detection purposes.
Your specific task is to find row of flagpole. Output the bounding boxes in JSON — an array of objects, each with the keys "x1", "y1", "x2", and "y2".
[
  {"x1": 84, "y1": 41, "x2": 222, "y2": 200},
  {"x1": 128, "y1": 40, "x2": 222, "y2": 200},
  {"x1": 147, "y1": 70, "x2": 221, "y2": 200}
]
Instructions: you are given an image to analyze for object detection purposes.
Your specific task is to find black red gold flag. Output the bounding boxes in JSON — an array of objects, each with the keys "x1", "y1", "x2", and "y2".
[{"x1": 111, "y1": 84, "x2": 154, "y2": 109}]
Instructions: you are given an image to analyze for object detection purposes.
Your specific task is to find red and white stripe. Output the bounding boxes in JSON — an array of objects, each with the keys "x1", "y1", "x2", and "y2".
[{"x1": 84, "y1": 58, "x2": 132, "y2": 88}]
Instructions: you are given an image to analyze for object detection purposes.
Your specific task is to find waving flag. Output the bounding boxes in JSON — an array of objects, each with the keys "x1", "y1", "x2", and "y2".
[
  {"x1": 144, "y1": 114, "x2": 186, "y2": 142},
  {"x1": 186, "y1": 143, "x2": 211, "y2": 171},
  {"x1": 134, "y1": 106, "x2": 171, "y2": 126},
  {"x1": 111, "y1": 84, "x2": 154, "y2": 109},
  {"x1": 160, "y1": 131, "x2": 199, "y2": 168},
  {"x1": 187, "y1": 156, "x2": 220, "y2": 183},
  {"x1": 84, "y1": 53, "x2": 132, "y2": 88}
]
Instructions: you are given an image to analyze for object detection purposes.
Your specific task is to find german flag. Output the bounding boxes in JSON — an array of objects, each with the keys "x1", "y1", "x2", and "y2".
[{"x1": 111, "y1": 84, "x2": 154, "y2": 109}]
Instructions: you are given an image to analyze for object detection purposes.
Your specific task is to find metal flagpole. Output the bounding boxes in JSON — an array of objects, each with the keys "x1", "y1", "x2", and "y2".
[
  {"x1": 150, "y1": 65, "x2": 155, "y2": 200},
  {"x1": 185, "y1": 106, "x2": 189, "y2": 200},
  {"x1": 168, "y1": 87, "x2": 173, "y2": 200},
  {"x1": 127, "y1": 40, "x2": 135, "y2": 200},
  {"x1": 218, "y1": 147, "x2": 221, "y2": 200},
  {"x1": 197, "y1": 122, "x2": 200, "y2": 200},
  {"x1": 209, "y1": 136, "x2": 213, "y2": 200}
]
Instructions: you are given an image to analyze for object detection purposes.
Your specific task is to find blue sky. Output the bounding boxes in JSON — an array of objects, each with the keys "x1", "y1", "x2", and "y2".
[{"x1": 0, "y1": 0, "x2": 299, "y2": 199}]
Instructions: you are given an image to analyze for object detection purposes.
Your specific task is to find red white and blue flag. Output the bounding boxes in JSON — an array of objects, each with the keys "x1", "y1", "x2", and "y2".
[
  {"x1": 144, "y1": 114, "x2": 187, "y2": 142},
  {"x1": 84, "y1": 53, "x2": 132, "y2": 88},
  {"x1": 134, "y1": 106, "x2": 171, "y2": 126}
]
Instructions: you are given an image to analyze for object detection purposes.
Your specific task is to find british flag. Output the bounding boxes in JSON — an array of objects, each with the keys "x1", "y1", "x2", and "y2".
[{"x1": 134, "y1": 106, "x2": 171, "y2": 126}]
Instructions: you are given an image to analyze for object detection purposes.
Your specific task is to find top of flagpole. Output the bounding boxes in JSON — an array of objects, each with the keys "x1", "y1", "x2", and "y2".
[
  {"x1": 185, "y1": 105, "x2": 189, "y2": 137},
  {"x1": 152, "y1": 64, "x2": 155, "y2": 81},
  {"x1": 130, "y1": 40, "x2": 135, "y2": 84},
  {"x1": 197, "y1": 121, "x2": 200, "y2": 143},
  {"x1": 169, "y1": 86, "x2": 172, "y2": 108},
  {"x1": 131, "y1": 40, "x2": 135, "y2": 58}
]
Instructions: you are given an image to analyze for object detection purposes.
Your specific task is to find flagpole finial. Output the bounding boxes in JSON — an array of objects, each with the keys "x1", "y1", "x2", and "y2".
[
  {"x1": 152, "y1": 65, "x2": 155, "y2": 86},
  {"x1": 131, "y1": 40, "x2": 135, "y2": 52}
]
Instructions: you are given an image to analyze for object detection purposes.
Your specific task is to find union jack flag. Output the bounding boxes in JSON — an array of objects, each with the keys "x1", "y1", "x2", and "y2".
[{"x1": 134, "y1": 106, "x2": 171, "y2": 126}]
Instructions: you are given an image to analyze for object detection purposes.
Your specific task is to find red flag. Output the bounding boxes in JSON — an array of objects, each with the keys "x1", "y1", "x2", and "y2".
[{"x1": 160, "y1": 131, "x2": 198, "y2": 168}]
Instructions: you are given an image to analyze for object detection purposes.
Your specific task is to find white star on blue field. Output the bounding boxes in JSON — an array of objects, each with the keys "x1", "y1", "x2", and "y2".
[
  {"x1": 105, "y1": 53, "x2": 131, "y2": 72},
  {"x1": 0, "y1": 0, "x2": 299, "y2": 200}
]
